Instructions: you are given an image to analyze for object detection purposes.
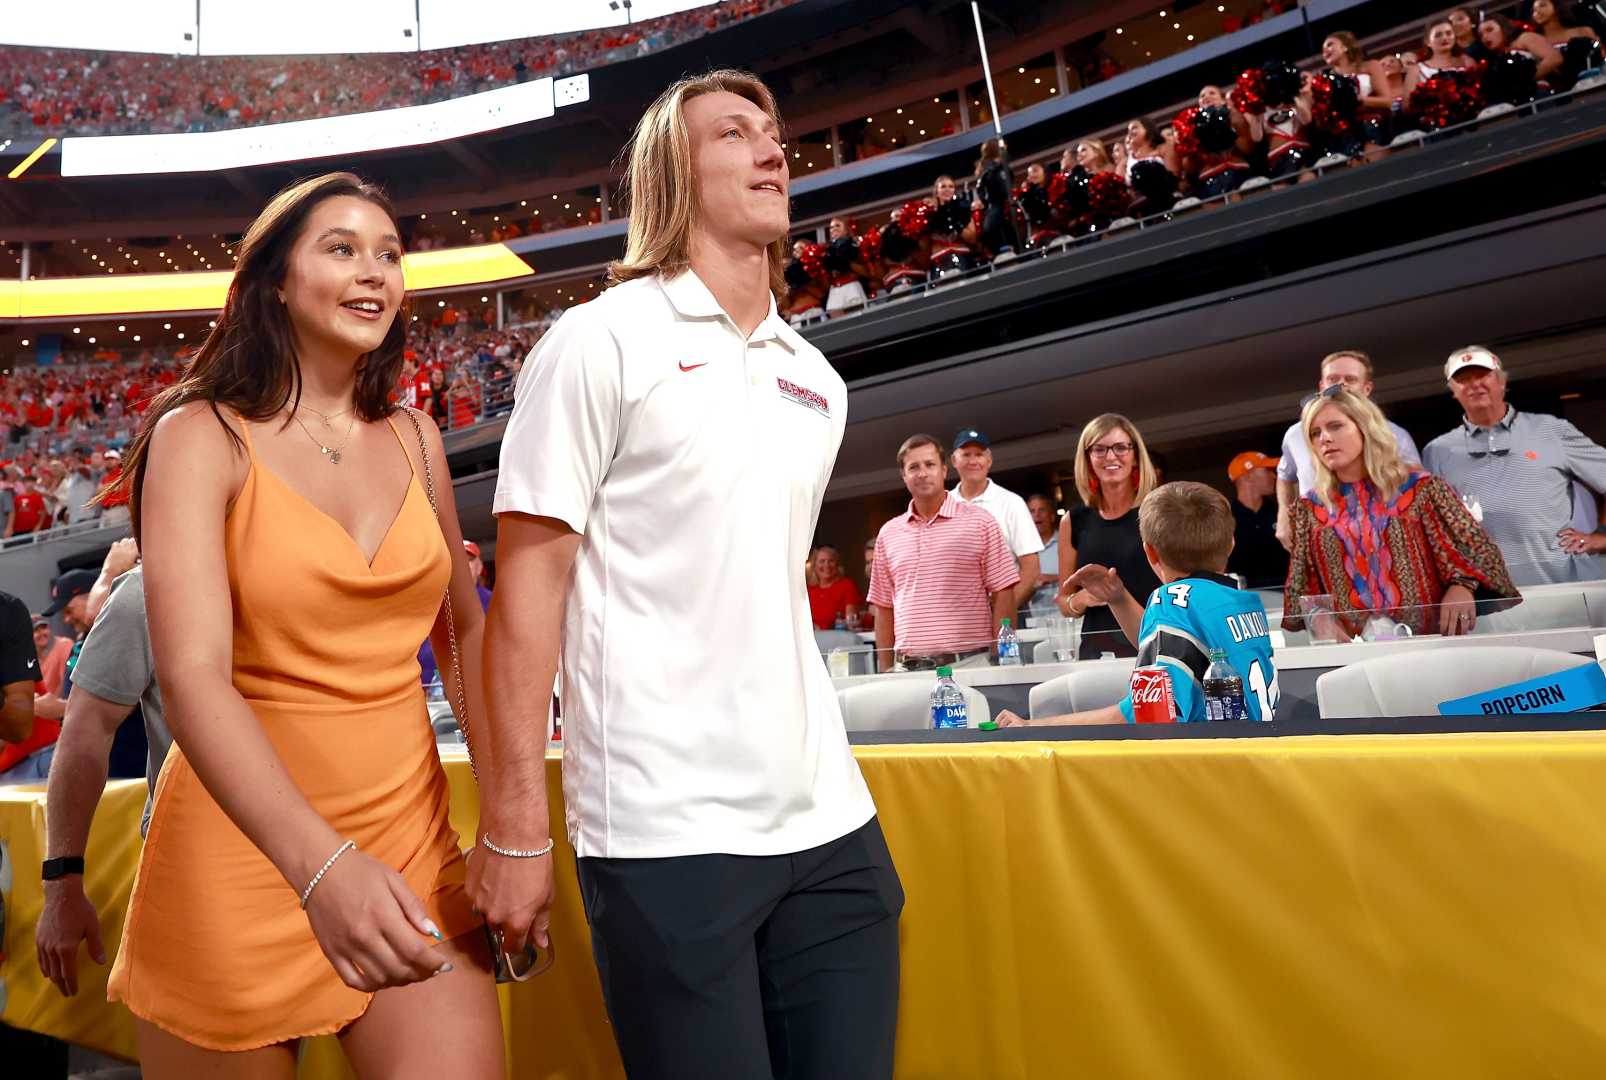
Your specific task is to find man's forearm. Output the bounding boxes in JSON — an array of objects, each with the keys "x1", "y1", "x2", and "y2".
[
  {"x1": 991, "y1": 590, "x2": 1015, "y2": 635},
  {"x1": 0, "y1": 701, "x2": 32, "y2": 743},
  {"x1": 1012, "y1": 553, "x2": 1040, "y2": 612},
  {"x1": 482, "y1": 600, "x2": 555, "y2": 843},
  {"x1": 45, "y1": 712, "x2": 118, "y2": 859},
  {"x1": 1276, "y1": 479, "x2": 1297, "y2": 517},
  {"x1": 873, "y1": 606, "x2": 894, "y2": 673}
]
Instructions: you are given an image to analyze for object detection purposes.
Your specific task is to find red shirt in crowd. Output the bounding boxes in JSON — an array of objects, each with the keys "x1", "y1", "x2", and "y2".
[
  {"x1": 11, "y1": 490, "x2": 46, "y2": 532},
  {"x1": 808, "y1": 576, "x2": 863, "y2": 630}
]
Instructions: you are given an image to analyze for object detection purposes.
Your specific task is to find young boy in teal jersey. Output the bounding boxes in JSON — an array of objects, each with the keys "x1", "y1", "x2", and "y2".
[{"x1": 999, "y1": 481, "x2": 1279, "y2": 726}]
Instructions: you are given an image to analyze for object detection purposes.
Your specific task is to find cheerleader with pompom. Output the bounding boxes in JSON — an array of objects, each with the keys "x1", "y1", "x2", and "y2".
[
  {"x1": 1016, "y1": 163, "x2": 1059, "y2": 250},
  {"x1": 1121, "y1": 118, "x2": 1180, "y2": 213},
  {"x1": 879, "y1": 203, "x2": 930, "y2": 293},
  {"x1": 1478, "y1": 15, "x2": 1564, "y2": 101},
  {"x1": 822, "y1": 217, "x2": 870, "y2": 316},
  {"x1": 1052, "y1": 142, "x2": 1117, "y2": 236},
  {"x1": 1405, "y1": 20, "x2": 1478, "y2": 92},
  {"x1": 1532, "y1": 0, "x2": 1602, "y2": 91},
  {"x1": 1180, "y1": 86, "x2": 1259, "y2": 198},
  {"x1": 925, "y1": 174, "x2": 977, "y2": 276},
  {"x1": 1320, "y1": 32, "x2": 1401, "y2": 154},
  {"x1": 783, "y1": 239, "x2": 828, "y2": 326},
  {"x1": 1239, "y1": 60, "x2": 1316, "y2": 181}
]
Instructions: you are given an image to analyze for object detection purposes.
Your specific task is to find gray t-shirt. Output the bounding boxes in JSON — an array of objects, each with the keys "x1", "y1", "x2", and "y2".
[{"x1": 69, "y1": 568, "x2": 169, "y2": 836}]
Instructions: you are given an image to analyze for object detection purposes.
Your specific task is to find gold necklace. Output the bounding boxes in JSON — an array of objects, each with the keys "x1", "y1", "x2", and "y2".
[
  {"x1": 289, "y1": 408, "x2": 357, "y2": 465},
  {"x1": 304, "y1": 404, "x2": 352, "y2": 429}
]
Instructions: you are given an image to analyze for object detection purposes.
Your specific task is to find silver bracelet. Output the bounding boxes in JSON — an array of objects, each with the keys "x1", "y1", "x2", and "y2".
[
  {"x1": 299, "y1": 840, "x2": 356, "y2": 909},
  {"x1": 481, "y1": 834, "x2": 555, "y2": 859}
]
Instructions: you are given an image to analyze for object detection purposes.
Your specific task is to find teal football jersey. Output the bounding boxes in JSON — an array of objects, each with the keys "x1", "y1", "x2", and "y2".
[{"x1": 1117, "y1": 572, "x2": 1279, "y2": 723}]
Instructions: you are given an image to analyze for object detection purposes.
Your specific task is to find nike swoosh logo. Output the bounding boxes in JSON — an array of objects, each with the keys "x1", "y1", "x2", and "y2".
[{"x1": 678, "y1": 361, "x2": 709, "y2": 372}]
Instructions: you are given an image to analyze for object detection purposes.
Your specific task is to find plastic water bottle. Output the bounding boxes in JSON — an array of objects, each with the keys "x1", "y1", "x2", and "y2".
[
  {"x1": 1202, "y1": 648, "x2": 1248, "y2": 721},
  {"x1": 929, "y1": 666, "x2": 969, "y2": 729},
  {"x1": 997, "y1": 618, "x2": 1022, "y2": 667}
]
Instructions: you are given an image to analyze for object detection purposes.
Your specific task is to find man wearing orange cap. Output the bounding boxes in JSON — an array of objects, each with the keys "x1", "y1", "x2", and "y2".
[{"x1": 1227, "y1": 451, "x2": 1288, "y2": 588}]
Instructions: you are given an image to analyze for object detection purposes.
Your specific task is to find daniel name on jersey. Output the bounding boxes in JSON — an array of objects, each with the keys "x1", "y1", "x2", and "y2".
[{"x1": 1118, "y1": 571, "x2": 1280, "y2": 724}]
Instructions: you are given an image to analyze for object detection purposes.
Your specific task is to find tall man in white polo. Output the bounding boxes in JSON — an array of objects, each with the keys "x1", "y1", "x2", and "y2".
[
  {"x1": 950, "y1": 428, "x2": 1042, "y2": 615},
  {"x1": 472, "y1": 70, "x2": 901, "y2": 1080},
  {"x1": 1274, "y1": 349, "x2": 1420, "y2": 549}
]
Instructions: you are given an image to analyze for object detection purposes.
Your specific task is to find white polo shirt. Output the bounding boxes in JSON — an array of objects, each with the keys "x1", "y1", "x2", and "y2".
[
  {"x1": 493, "y1": 270, "x2": 875, "y2": 858},
  {"x1": 954, "y1": 478, "x2": 1045, "y2": 559}
]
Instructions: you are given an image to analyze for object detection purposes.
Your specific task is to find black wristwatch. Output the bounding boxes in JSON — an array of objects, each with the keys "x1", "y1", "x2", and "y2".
[{"x1": 42, "y1": 856, "x2": 85, "y2": 880}]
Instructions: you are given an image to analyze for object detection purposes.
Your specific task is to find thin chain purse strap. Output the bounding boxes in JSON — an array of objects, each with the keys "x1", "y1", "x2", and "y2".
[{"x1": 400, "y1": 407, "x2": 479, "y2": 781}]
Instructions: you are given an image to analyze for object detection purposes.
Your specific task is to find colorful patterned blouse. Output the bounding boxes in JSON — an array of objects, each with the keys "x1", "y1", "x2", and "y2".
[{"x1": 1282, "y1": 470, "x2": 1520, "y2": 636}]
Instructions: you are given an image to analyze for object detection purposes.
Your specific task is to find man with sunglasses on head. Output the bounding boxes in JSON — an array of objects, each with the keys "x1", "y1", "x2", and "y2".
[
  {"x1": 1274, "y1": 350, "x2": 1420, "y2": 551},
  {"x1": 1422, "y1": 346, "x2": 1606, "y2": 586}
]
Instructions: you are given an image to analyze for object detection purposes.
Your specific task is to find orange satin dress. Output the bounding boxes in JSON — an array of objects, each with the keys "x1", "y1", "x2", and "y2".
[{"x1": 108, "y1": 416, "x2": 477, "y2": 1051}]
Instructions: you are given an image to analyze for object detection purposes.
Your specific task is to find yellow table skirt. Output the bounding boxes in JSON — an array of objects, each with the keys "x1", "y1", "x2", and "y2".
[{"x1": 5, "y1": 733, "x2": 1606, "y2": 1078}]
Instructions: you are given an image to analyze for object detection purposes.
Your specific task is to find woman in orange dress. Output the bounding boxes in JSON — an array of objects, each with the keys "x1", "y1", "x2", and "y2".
[{"x1": 106, "y1": 173, "x2": 506, "y2": 1078}]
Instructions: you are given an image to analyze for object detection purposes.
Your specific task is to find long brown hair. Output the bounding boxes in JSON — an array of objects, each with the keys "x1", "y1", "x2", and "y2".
[
  {"x1": 112, "y1": 172, "x2": 409, "y2": 538},
  {"x1": 606, "y1": 69, "x2": 788, "y2": 299}
]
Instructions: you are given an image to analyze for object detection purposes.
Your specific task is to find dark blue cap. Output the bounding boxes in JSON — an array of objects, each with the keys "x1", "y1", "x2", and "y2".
[
  {"x1": 953, "y1": 428, "x2": 989, "y2": 450},
  {"x1": 43, "y1": 568, "x2": 98, "y2": 616}
]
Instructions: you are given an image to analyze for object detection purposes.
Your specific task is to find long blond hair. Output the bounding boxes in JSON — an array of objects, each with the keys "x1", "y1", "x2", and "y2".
[
  {"x1": 1073, "y1": 413, "x2": 1158, "y2": 511},
  {"x1": 607, "y1": 69, "x2": 788, "y2": 298},
  {"x1": 1301, "y1": 388, "x2": 1412, "y2": 509}
]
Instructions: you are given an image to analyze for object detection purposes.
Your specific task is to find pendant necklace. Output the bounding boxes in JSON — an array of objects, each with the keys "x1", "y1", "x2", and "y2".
[{"x1": 290, "y1": 408, "x2": 357, "y2": 464}]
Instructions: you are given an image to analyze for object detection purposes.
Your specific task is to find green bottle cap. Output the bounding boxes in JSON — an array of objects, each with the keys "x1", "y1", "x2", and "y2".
[
  {"x1": 936, "y1": 665, "x2": 953, "y2": 677},
  {"x1": 1002, "y1": 617, "x2": 1012, "y2": 627},
  {"x1": 978, "y1": 721, "x2": 999, "y2": 731}
]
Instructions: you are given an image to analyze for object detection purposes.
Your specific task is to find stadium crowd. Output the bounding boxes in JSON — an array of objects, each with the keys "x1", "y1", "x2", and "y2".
[
  {"x1": 0, "y1": 0, "x2": 795, "y2": 136},
  {"x1": 0, "y1": 303, "x2": 558, "y2": 539},
  {"x1": 781, "y1": 7, "x2": 1604, "y2": 322}
]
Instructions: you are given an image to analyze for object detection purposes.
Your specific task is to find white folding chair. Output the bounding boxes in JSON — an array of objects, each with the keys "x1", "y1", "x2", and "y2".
[
  {"x1": 1028, "y1": 663, "x2": 1133, "y2": 719},
  {"x1": 836, "y1": 678, "x2": 991, "y2": 732},
  {"x1": 1316, "y1": 645, "x2": 1591, "y2": 718}
]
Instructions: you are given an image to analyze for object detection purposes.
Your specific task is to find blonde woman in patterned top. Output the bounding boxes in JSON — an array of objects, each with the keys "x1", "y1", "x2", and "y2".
[{"x1": 1283, "y1": 388, "x2": 1519, "y2": 639}]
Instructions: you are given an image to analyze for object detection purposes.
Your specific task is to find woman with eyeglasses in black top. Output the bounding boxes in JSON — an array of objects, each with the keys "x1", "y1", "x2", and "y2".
[{"x1": 1057, "y1": 414, "x2": 1161, "y2": 659}]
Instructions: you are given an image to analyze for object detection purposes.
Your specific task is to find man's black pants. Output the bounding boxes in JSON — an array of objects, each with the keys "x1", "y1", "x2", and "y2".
[{"x1": 577, "y1": 817, "x2": 903, "y2": 1080}]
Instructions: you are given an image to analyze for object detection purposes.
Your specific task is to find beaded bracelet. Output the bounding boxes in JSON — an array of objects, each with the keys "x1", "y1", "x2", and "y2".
[
  {"x1": 481, "y1": 835, "x2": 555, "y2": 859},
  {"x1": 300, "y1": 840, "x2": 357, "y2": 909}
]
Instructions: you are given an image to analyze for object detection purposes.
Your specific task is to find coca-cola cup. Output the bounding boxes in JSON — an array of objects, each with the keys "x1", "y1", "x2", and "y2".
[{"x1": 1129, "y1": 665, "x2": 1178, "y2": 723}]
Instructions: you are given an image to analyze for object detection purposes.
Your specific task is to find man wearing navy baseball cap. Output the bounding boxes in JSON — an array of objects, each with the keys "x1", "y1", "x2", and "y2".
[
  {"x1": 1423, "y1": 346, "x2": 1606, "y2": 585},
  {"x1": 950, "y1": 428, "x2": 1043, "y2": 615}
]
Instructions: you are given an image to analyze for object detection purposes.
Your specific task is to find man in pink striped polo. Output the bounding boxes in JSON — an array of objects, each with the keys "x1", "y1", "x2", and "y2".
[{"x1": 868, "y1": 434, "x2": 1021, "y2": 671}]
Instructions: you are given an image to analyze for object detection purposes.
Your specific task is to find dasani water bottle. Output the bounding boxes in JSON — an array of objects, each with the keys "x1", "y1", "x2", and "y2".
[{"x1": 929, "y1": 666, "x2": 969, "y2": 729}]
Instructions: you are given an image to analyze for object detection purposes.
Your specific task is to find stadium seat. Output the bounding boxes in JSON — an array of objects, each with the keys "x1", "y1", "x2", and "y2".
[
  {"x1": 1109, "y1": 216, "x2": 1138, "y2": 231},
  {"x1": 1478, "y1": 103, "x2": 1517, "y2": 120},
  {"x1": 1314, "y1": 152, "x2": 1350, "y2": 170},
  {"x1": 1315, "y1": 645, "x2": 1591, "y2": 718},
  {"x1": 837, "y1": 678, "x2": 991, "y2": 732},
  {"x1": 1172, "y1": 196, "x2": 1203, "y2": 211},
  {"x1": 1028, "y1": 663, "x2": 1132, "y2": 719},
  {"x1": 1238, "y1": 176, "x2": 1272, "y2": 193},
  {"x1": 1389, "y1": 130, "x2": 1426, "y2": 147}
]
